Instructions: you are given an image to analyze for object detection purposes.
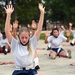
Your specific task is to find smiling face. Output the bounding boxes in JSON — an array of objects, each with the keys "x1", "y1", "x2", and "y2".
[{"x1": 19, "y1": 27, "x2": 30, "y2": 45}]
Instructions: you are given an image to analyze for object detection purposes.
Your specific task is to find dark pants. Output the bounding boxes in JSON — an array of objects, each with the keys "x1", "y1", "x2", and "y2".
[{"x1": 12, "y1": 69, "x2": 37, "y2": 75}]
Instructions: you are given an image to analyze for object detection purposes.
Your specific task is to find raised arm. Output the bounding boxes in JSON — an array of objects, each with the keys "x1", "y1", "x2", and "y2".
[
  {"x1": 31, "y1": 20, "x2": 37, "y2": 37},
  {"x1": 69, "y1": 22, "x2": 73, "y2": 32},
  {"x1": 65, "y1": 30, "x2": 70, "y2": 42},
  {"x1": 4, "y1": 5, "x2": 14, "y2": 43},
  {"x1": 12, "y1": 20, "x2": 18, "y2": 39},
  {"x1": 44, "y1": 31, "x2": 50, "y2": 43},
  {"x1": 61, "y1": 25, "x2": 65, "y2": 31},
  {"x1": 36, "y1": 3, "x2": 45, "y2": 40}
]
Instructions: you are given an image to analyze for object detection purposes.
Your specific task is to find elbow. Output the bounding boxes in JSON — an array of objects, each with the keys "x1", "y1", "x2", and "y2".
[
  {"x1": 44, "y1": 40, "x2": 48, "y2": 44},
  {"x1": 67, "y1": 40, "x2": 69, "y2": 42},
  {"x1": 66, "y1": 39, "x2": 69, "y2": 42}
]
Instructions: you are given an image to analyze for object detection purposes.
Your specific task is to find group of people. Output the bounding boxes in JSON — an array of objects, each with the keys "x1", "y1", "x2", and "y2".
[
  {"x1": 0, "y1": 3, "x2": 75, "y2": 75},
  {"x1": 2, "y1": 3, "x2": 45, "y2": 75}
]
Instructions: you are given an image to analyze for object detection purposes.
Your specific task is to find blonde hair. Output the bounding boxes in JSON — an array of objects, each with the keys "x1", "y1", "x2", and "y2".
[{"x1": 19, "y1": 27, "x2": 32, "y2": 54}]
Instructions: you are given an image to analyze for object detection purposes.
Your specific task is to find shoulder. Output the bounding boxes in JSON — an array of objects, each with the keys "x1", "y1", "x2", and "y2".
[
  {"x1": 30, "y1": 34, "x2": 37, "y2": 41},
  {"x1": 48, "y1": 35, "x2": 53, "y2": 38},
  {"x1": 47, "y1": 35, "x2": 54, "y2": 41},
  {"x1": 59, "y1": 34, "x2": 64, "y2": 37},
  {"x1": 11, "y1": 37, "x2": 18, "y2": 44}
]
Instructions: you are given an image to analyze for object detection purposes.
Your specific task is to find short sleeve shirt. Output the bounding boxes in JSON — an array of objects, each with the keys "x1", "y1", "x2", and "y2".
[
  {"x1": 47, "y1": 35, "x2": 67, "y2": 48},
  {"x1": 59, "y1": 31, "x2": 64, "y2": 36},
  {"x1": 0, "y1": 37, "x2": 9, "y2": 47},
  {"x1": 71, "y1": 30, "x2": 75, "y2": 38},
  {"x1": 11, "y1": 34, "x2": 38, "y2": 68}
]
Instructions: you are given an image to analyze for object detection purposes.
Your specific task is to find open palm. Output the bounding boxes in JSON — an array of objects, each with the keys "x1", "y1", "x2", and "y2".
[
  {"x1": 4, "y1": 5, "x2": 14, "y2": 14},
  {"x1": 38, "y1": 3, "x2": 45, "y2": 13}
]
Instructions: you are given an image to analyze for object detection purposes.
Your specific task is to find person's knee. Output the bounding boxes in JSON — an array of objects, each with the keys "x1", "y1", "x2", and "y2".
[
  {"x1": 0, "y1": 47, "x2": 3, "y2": 53},
  {"x1": 36, "y1": 72, "x2": 43, "y2": 75},
  {"x1": 59, "y1": 51, "x2": 67, "y2": 56}
]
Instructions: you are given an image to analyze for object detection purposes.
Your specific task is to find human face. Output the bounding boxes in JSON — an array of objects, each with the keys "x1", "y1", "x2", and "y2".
[
  {"x1": 19, "y1": 31, "x2": 29, "y2": 45},
  {"x1": 53, "y1": 30, "x2": 59, "y2": 38}
]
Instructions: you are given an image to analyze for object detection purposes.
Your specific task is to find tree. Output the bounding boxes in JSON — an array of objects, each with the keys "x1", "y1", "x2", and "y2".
[
  {"x1": 15, "y1": 0, "x2": 41, "y2": 26},
  {"x1": 44, "y1": 0, "x2": 75, "y2": 25},
  {"x1": 0, "y1": 0, "x2": 42, "y2": 30}
]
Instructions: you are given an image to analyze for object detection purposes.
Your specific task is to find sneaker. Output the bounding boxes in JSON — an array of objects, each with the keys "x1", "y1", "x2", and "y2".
[
  {"x1": 67, "y1": 49, "x2": 72, "y2": 59},
  {"x1": 49, "y1": 52, "x2": 56, "y2": 59},
  {"x1": 2, "y1": 46, "x2": 7, "y2": 55},
  {"x1": 70, "y1": 42, "x2": 74, "y2": 46},
  {"x1": 35, "y1": 65, "x2": 40, "y2": 71},
  {"x1": 3, "y1": 50, "x2": 7, "y2": 55},
  {"x1": 47, "y1": 47, "x2": 51, "y2": 50}
]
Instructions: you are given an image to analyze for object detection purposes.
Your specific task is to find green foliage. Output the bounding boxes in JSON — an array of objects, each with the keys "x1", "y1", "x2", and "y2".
[
  {"x1": 16, "y1": 0, "x2": 41, "y2": 25},
  {"x1": 44, "y1": 0, "x2": 75, "y2": 25},
  {"x1": 0, "y1": 0, "x2": 75, "y2": 30},
  {"x1": 0, "y1": 0, "x2": 41, "y2": 30}
]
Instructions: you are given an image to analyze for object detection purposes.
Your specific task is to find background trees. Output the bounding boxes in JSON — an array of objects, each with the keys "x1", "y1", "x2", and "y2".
[
  {"x1": 44, "y1": 0, "x2": 75, "y2": 26},
  {"x1": 0, "y1": 0, "x2": 75, "y2": 30}
]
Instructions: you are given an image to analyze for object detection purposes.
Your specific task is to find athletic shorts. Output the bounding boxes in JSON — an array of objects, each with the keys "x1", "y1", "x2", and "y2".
[
  {"x1": 50, "y1": 48, "x2": 64, "y2": 55},
  {"x1": 12, "y1": 68, "x2": 37, "y2": 75}
]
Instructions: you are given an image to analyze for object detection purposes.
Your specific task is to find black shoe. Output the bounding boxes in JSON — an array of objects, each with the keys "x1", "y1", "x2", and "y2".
[
  {"x1": 47, "y1": 47, "x2": 51, "y2": 50},
  {"x1": 35, "y1": 65, "x2": 40, "y2": 70},
  {"x1": 70, "y1": 42, "x2": 74, "y2": 46},
  {"x1": 3, "y1": 50, "x2": 7, "y2": 55},
  {"x1": 2, "y1": 46, "x2": 7, "y2": 55}
]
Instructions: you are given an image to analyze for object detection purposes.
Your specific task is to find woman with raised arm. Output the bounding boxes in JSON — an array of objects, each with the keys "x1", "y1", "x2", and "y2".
[
  {"x1": 45, "y1": 28, "x2": 71, "y2": 59},
  {"x1": 12, "y1": 20, "x2": 40, "y2": 70},
  {"x1": 4, "y1": 3, "x2": 45, "y2": 75},
  {"x1": 69, "y1": 22, "x2": 75, "y2": 46}
]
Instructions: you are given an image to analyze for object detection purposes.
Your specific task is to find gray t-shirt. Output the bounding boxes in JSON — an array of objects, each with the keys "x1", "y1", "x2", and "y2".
[
  {"x1": 0, "y1": 37, "x2": 9, "y2": 47},
  {"x1": 47, "y1": 35, "x2": 67, "y2": 48},
  {"x1": 71, "y1": 30, "x2": 75, "y2": 38},
  {"x1": 59, "y1": 31, "x2": 64, "y2": 36},
  {"x1": 11, "y1": 34, "x2": 38, "y2": 68}
]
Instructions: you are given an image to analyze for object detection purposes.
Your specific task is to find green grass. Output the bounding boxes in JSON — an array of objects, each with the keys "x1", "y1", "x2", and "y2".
[{"x1": 40, "y1": 33, "x2": 45, "y2": 40}]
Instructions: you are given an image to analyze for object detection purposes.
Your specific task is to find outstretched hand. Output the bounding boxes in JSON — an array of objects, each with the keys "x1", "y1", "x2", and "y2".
[
  {"x1": 31, "y1": 20, "x2": 36, "y2": 29},
  {"x1": 4, "y1": 5, "x2": 14, "y2": 15},
  {"x1": 61, "y1": 25, "x2": 64, "y2": 29},
  {"x1": 69, "y1": 22, "x2": 73, "y2": 27},
  {"x1": 13, "y1": 20, "x2": 18, "y2": 29},
  {"x1": 38, "y1": 3, "x2": 45, "y2": 14},
  {"x1": 45, "y1": 31, "x2": 50, "y2": 37},
  {"x1": 27, "y1": 24, "x2": 31, "y2": 29}
]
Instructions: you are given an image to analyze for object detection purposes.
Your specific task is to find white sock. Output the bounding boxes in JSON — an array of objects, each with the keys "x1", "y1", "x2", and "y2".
[
  {"x1": 5, "y1": 48, "x2": 8, "y2": 52},
  {"x1": 48, "y1": 43, "x2": 51, "y2": 48},
  {"x1": 71, "y1": 39, "x2": 75, "y2": 44},
  {"x1": 34, "y1": 57, "x2": 39, "y2": 67}
]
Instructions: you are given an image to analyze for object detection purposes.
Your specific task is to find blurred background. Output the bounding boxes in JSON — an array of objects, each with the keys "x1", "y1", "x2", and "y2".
[{"x1": 0, "y1": 0, "x2": 75, "y2": 31}]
